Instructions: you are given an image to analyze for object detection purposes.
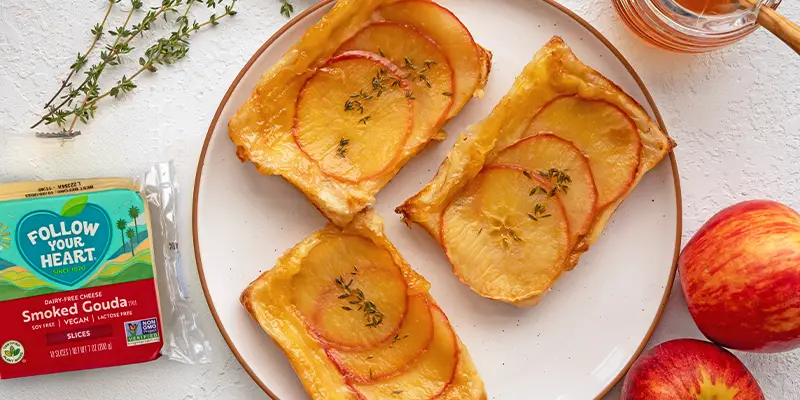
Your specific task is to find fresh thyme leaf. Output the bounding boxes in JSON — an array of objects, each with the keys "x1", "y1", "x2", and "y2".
[
  {"x1": 509, "y1": 229, "x2": 522, "y2": 242},
  {"x1": 342, "y1": 306, "x2": 352, "y2": 311},
  {"x1": 442, "y1": 91, "x2": 453, "y2": 97},
  {"x1": 392, "y1": 390, "x2": 404, "y2": 395},
  {"x1": 530, "y1": 203, "x2": 551, "y2": 222},
  {"x1": 404, "y1": 56, "x2": 417, "y2": 70},
  {"x1": 378, "y1": 47, "x2": 386, "y2": 57},
  {"x1": 417, "y1": 73, "x2": 431, "y2": 88},
  {"x1": 523, "y1": 171, "x2": 532, "y2": 179},
  {"x1": 359, "y1": 115, "x2": 372, "y2": 125},
  {"x1": 391, "y1": 334, "x2": 409, "y2": 345},
  {"x1": 370, "y1": 369, "x2": 374, "y2": 379},
  {"x1": 366, "y1": 355, "x2": 374, "y2": 359},
  {"x1": 337, "y1": 138, "x2": 350, "y2": 158},
  {"x1": 280, "y1": 0, "x2": 294, "y2": 18}
]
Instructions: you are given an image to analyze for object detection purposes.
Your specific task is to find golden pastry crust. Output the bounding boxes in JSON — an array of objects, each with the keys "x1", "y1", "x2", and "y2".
[
  {"x1": 397, "y1": 36, "x2": 675, "y2": 306},
  {"x1": 241, "y1": 210, "x2": 485, "y2": 400},
  {"x1": 229, "y1": 0, "x2": 492, "y2": 227}
]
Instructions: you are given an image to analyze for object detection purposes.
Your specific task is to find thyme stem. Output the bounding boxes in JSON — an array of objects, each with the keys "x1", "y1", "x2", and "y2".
[
  {"x1": 67, "y1": 2, "x2": 139, "y2": 131},
  {"x1": 42, "y1": 0, "x2": 116, "y2": 111}
]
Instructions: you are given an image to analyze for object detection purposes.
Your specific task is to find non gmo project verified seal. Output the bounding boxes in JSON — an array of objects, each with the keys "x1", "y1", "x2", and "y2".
[{"x1": 124, "y1": 318, "x2": 160, "y2": 347}]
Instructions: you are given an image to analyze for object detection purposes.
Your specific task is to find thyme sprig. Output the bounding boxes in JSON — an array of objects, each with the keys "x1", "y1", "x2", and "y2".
[
  {"x1": 334, "y1": 268, "x2": 385, "y2": 328},
  {"x1": 33, "y1": 0, "x2": 237, "y2": 133}
]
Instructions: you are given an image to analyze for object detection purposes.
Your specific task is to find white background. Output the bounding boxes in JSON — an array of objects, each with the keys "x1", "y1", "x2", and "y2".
[{"x1": 1, "y1": 0, "x2": 798, "y2": 399}]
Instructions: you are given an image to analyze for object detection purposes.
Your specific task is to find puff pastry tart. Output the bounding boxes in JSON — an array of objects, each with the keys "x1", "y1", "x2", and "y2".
[
  {"x1": 242, "y1": 210, "x2": 486, "y2": 399},
  {"x1": 229, "y1": 0, "x2": 491, "y2": 227},
  {"x1": 397, "y1": 37, "x2": 675, "y2": 307}
]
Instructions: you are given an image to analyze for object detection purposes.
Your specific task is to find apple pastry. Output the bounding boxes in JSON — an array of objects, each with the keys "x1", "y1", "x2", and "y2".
[
  {"x1": 241, "y1": 210, "x2": 485, "y2": 400},
  {"x1": 229, "y1": 0, "x2": 491, "y2": 227},
  {"x1": 397, "y1": 37, "x2": 675, "y2": 307}
]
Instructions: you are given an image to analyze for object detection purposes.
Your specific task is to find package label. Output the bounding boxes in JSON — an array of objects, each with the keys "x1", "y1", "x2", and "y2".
[{"x1": 0, "y1": 186, "x2": 163, "y2": 378}]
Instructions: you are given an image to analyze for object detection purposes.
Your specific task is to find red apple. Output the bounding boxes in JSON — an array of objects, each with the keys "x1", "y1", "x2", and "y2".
[
  {"x1": 679, "y1": 200, "x2": 800, "y2": 352},
  {"x1": 621, "y1": 339, "x2": 764, "y2": 400}
]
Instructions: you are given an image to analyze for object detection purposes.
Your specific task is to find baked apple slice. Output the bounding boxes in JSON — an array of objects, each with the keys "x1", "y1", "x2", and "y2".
[
  {"x1": 327, "y1": 294, "x2": 434, "y2": 382},
  {"x1": 376, "y1": 0, "x2": 488, "y2": 118},
  {"x1": 526, "y1": 96, "x2": 642, "y2": 208},
  {"x1": 292, "y1": 233, "x2": 408, "y2": 349},
  {"x1": 294, "y1": 51, "x2": 413, "y2": 182},
  {"x1": 442, "y1": 165, "x2": 570, "y2": 304},
  {"x1": 491, "y1": 134, "x2": 598, "y2": 240},
  {"x1": 337, "y1": 22, "x2": 454, "y2": 145},
  {"x1": 352, "y1": 305, "x2": 458, "y2": 399}
]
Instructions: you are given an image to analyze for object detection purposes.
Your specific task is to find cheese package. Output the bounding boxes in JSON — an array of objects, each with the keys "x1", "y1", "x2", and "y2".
[{"x1": 0, "y1": 162, "x2": 210, "y2": 378}]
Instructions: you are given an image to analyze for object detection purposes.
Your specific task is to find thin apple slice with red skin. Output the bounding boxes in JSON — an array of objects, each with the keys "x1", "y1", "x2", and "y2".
[
  {"x1": 337, "y1": 22, "x2": 454, "y2": 144},
  {"x1": 376, "y1": 0, "x2": 481, "y2": 118},
  {"x1": 491, "y1": 134, "x2": 598, "y2": 239},
  {"x1": 292, "y1": 233, "x2": 408, "y2": 350},
  {"x1": 352, "y1": 305, "x2": 458, "y2": 399},
  {"x1": 441, "y1": 165, "x2": 570, "y2": 303},
  {"x1": 526, "y1": 95, "x2": 642, "y2": 209},
  {"x1": 327, "y1": 294, "x2": 434, "y2": 383},
  {"x1": 294, "y1": 51, "x2": 412, "y2": 183}
]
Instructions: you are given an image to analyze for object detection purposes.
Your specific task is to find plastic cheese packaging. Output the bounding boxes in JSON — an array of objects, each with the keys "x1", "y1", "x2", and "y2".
[{"x1": 0, "y1": 162, "x2": 210, "y2": 378}]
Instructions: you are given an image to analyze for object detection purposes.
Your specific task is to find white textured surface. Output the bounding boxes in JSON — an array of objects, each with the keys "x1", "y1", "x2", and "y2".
[{"x1": 0, "y1": 0, "x2": 797, "y2": 399}]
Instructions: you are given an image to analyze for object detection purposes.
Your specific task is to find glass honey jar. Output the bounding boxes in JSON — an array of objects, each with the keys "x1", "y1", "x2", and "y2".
[{"x1": 613, "y1": 0, "x2": 783, "y2": 52}]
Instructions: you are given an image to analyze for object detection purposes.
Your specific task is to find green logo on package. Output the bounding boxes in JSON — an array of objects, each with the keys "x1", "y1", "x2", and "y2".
[
  {"x1": 15, "y1": 195, "x2": 113, "y2": 288},
  {"x1": 1, "y1": 340, "x2": 25, "y2": 364}
]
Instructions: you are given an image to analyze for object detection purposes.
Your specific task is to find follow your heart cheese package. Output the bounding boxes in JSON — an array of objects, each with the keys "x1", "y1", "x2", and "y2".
[{"x1": 0, "y1": 162, "x2": 210, "y2": 378}]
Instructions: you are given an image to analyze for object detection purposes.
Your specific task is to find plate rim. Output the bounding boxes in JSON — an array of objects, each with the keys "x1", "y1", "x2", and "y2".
[{"x1": 191, "y1": 1, "x2": 683, "y2": 399}]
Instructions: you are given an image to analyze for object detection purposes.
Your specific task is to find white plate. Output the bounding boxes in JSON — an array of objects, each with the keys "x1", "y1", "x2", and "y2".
[{"x1": 193, "y1": 1, "x2": 681, "y2": 399}]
